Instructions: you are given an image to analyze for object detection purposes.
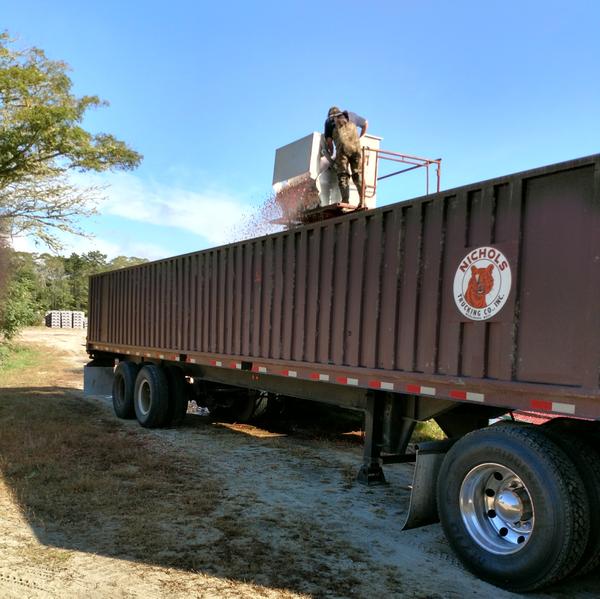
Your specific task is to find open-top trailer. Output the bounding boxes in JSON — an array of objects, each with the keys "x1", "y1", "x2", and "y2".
[{"x1": 86, "y1": 153, "x2": 600, "y2": 592}]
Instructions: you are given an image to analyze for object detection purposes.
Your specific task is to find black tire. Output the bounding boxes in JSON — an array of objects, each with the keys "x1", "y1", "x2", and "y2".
[
  {"x1": 542, "y1": 420, "x2": 600, "y2": 576},
  {"x1": 163, "y1": 365, "x2": 189, "y2": 426},
  {"x1": 437, "y1": 424, "x2": 590, "y2": 592},
  {"x1": 133, "y1": 364, "x2": 170, "y2": 428},
  {"x1": 112, "y1": 361, "x2": 139, "y2": 419}
]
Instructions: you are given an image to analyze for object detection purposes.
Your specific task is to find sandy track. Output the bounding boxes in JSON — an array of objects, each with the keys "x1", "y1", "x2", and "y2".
[{"x1": 0, "y1": 327, "x2": 598, "y2": 598}]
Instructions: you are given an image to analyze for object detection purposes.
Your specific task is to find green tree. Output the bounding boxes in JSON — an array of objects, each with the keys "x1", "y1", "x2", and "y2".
[
  {"x1": 108, "y1": 255, "x2": 148, "y2": 270},
  {"x1": 0, "y1": 251, "x2": 41, "y2": 339},
  {"x1": 63, "y1": 251, "x2": 108, "y2": 311},
  {"x1": 0, "y1": 32, "x2": 142, "y2": 250},
  {"x1": 34, "y1": 252, "x2": 73, "y2": 311}
]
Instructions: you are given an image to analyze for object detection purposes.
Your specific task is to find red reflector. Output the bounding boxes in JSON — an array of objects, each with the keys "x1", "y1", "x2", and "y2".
[{"x1": 531, "y1": 399, "x2": 552, "y2": 412}]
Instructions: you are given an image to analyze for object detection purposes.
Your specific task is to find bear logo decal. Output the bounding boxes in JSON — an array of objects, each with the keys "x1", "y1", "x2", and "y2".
[
  {"x1": 453, "y1": 247, "x2": 512, "y2": 321},
  {"x1": 465, "y1": 264, "x2": 494, "y2": 309}
]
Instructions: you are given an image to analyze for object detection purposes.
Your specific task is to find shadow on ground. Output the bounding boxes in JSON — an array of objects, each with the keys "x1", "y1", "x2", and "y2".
[
  {"x1": 1, "y1": 387, "x2": 599, "y2": 598},
  {"x1": 0, "y1": 387, "x2": 375, "y2": 598}
]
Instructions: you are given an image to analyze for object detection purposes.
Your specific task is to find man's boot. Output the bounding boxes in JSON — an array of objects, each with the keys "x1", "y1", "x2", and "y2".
[
  {"x1": 340, "y1": 184, "x2": 350, "y2": 203},
  {"x1": 353, "y1": 174, "x2": 364, "y2": 207}
]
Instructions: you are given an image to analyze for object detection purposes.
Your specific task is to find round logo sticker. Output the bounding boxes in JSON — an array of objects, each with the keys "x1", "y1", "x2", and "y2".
[{"x1": 453, "y1": 246, "x2": 512, "y2": 321}]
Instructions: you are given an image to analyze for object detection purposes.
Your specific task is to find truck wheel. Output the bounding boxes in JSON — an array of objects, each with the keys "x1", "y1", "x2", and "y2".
[
  {"x1": 112, "y1": 361, "x2": 139, "y2": 419},
  {"x1": 163, "y1": 365, "x2": 189, "y2": 426},
  {"x1": 542, "y1": 420, "x2": 600, "y2": 576},
  {"x1": 134, "y1": 364, "x2": 170, "y2": 428},
  {"x1": 437, "y1": 424, "x2": 590, "y2": 592}
]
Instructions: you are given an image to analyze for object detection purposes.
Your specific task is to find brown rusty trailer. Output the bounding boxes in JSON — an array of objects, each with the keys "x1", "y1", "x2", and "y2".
[{"x1": 87, "y1": 153, "x2": 600, "y2": 592}]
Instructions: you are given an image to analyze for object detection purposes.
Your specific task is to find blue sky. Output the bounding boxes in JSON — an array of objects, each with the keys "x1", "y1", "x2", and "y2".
[{"x1": 6, "y1": 1, "x2": 600, "y2": 259}]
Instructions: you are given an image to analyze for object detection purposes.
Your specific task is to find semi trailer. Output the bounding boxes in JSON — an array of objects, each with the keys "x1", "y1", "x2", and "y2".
[{"x1": 86, "y1": 152, "x2": 600, "y2": 592}]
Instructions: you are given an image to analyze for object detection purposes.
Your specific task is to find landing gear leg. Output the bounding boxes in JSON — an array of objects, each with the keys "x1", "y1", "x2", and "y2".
[{"x1": 357, "y1": 392, "x2": 386, "y2": 485}]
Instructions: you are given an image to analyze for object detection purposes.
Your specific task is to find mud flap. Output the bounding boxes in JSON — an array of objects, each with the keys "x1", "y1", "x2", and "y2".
[
  {"x1": 83, "y1": 361, "x2": 115, "y2": 397},
  {"x1": 401, "y1": 439, "x2": 456, "y2": 530}
]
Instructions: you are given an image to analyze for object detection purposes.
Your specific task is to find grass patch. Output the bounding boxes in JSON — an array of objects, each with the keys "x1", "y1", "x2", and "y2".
[
  {"x1": 0, "y1": 390, "x2": 223, "y2": 562},
  {"x1": 0, "y1": 343, "x2": 40, "y2": 375},
  {"x1": 412, "y1": 420, "x2": 446, "y2": 443},
  {"x1": 0, "y1": 342, "x2": 370, "y2": 596}
]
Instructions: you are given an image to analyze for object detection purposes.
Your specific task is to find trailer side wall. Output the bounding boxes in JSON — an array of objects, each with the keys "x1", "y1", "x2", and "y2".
[{"x1": 88, "y1": 155, "x2": 600, "y2": 403}]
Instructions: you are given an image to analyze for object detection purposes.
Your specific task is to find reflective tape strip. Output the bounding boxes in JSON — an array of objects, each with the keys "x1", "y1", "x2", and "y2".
[
  {"x1": 369, "y1": 381, "x2": 394, "y2": 391},
  {"x1": 466, "y1": 392, "x2": 484, "y2": 402},
  {"x1": 530, "y1": 399, "x2": 552, "y2": 412},
  {"x1": 159, "y1": 354, "x2": 165, "y2": 359},
  {"x1": 451, "y1": 390, "x2": 485, "y2": 403},
  {"x1": 336, "y1": 376, "x2": 359, "y2": 386},
  {"x1": 531, "y1": 399, "x2": 575, "y2": 415},
  {"x1": 252, "y1": 365, "x2": 267, "y2": 373},
  {"x1": 408, "y1": 385, "x2": 436, "y2": 396},
  {"x1": 210, "y1": 360, "x2": 223, "y2": 367},
  {"x1": 552, "y1": 402, "x2": 575, "y2": 415},
  {"x1": 230, "y1": 361, "x2": 242, "y2": 369},
  {"x1": 310, "y1": 373, "x2": 330, "y2": 382},
  {"x1": 280, "y1": 370, "x2": 297, "y2": 377}
]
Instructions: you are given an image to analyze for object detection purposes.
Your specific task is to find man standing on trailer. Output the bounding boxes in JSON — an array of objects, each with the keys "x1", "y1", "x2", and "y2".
[{"x1": 324, "y1": 106, "x2": 368, "y2": 207}]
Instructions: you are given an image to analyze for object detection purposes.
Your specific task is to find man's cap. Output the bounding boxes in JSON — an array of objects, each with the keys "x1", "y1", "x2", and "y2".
[{"x1": 328, "y1": 106, "x2": 342, "y2": 117}]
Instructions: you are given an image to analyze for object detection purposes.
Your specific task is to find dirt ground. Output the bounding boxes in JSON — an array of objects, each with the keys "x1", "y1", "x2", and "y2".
[{"x1": 0, "y1": 327, "x2": 599, "y2": 599}]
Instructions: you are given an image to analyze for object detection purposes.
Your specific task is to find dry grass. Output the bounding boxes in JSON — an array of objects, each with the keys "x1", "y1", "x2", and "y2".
[
  {"x1": 0, "y1": 341, "x2": 369, "y2": 597},
  {"x1": 0, "y1": 387, "x2": 222, "y2": 561}
]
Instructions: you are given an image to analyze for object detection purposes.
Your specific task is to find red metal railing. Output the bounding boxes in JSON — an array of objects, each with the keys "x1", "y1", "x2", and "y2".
[{"x1": 361, "y1": 147, "x2": 442, "y2": 203}]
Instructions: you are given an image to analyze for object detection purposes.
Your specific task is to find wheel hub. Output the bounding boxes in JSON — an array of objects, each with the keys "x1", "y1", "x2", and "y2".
[
  {"x1": 460, "y1": 463, "x2": 535, "y2": 555},
  {"x1": 495, "y1": 489, "x2": 524, "y2": 522}
]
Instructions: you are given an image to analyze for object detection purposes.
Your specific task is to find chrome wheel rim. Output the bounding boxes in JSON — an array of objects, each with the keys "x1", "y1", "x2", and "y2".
[
  {"x1": 137, "y1": 380, "x2": 152, "y2": 415},
  {"x1": 460, "y1": 463, "x2": 535, "y2": 555}
]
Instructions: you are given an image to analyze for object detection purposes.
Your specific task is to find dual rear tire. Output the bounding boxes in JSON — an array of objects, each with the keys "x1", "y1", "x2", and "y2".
[
  {"x1": 112, "y1": 361, "x2": 188, "y2": 428},
  {"x1": 437, "y1": 423, "x2": 598, "y2": 592}
]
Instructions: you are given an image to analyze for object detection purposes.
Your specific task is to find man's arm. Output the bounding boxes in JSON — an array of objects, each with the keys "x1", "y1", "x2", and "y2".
[
  {"x1": 326, "y1": 137, "x2": 334, "y2": 155},
  {"x1": 348, "y1": 111, "x2": 368, "y2": 137},
  {"x1": 359, "y1": 119, "x2": 368, "y2": 138}
]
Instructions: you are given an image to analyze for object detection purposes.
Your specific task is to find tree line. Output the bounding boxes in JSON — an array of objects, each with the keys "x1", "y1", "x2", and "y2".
[
  {"x1": 0, "y1": 248, "x2": 147, "y2": 339},
  {"x1": 0, "y1": 32, "x2": 142, "y2": 343}
]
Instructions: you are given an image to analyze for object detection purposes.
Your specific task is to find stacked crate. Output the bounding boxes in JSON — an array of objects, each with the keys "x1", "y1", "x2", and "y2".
[
  {"x1": 72, "y1": 311, "x2": 85, "y2": 329},
  {"x1": 45, "y1": 310, "x2": 61, "y2": 328},
  {"x1": 45, "y1": 310, "x2": 87, "y2": 328},
  {"x1": 60, "y1": 311, "x2": 72, "y2": 328}
]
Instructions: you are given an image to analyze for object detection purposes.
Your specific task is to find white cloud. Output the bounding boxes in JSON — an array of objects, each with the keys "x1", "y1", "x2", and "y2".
[
  {"x1": 10, "y1": 232, "x2": 169, "y2": 261},
  {"x1": 78, "y1": 171, "x2": 251, "y2": 245},
  {"x1": 10, "y1": 171, "x2": 272, "y2": 260},
  {"x1": 11, "y1": 235, "x2": 37, "y2": 253}
]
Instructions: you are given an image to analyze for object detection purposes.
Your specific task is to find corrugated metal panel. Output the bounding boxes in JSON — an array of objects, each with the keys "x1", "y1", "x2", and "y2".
[{"x1": 88, "y1": 154, "x2": 600, "y2": 393}]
